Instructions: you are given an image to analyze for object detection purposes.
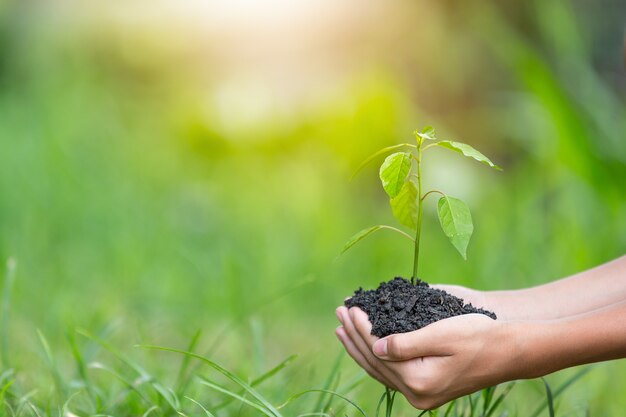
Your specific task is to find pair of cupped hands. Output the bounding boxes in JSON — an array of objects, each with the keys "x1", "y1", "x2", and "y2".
[{"x1": 335, "y1": 285, "x2": 519, "y2": 410}]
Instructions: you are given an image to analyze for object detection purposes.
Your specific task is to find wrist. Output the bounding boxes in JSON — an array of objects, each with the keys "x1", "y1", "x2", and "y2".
[
  {"x1": 498, "y1": 321, "x2": 560, "y2": 381},
  {"x1": 482, "y1": 290, "x2": 514, "y2": 321},
  {"x1": 506, "y1": 319, "x2": 575, "y2": 380}
]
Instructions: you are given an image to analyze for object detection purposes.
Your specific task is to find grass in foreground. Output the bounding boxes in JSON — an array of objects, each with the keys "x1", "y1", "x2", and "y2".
[{"x1": 0, "y1": 259, "x2": 593, "y2": 417}]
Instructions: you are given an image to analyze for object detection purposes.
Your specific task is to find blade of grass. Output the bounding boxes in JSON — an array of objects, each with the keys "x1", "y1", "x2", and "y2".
[
  {"x1": 61, "y1": 390, "x2": 84, "y2": 417},
  {"x1": 87, "y1": 362, "x2": 151, "y2": 404},
  {"x1": 184, "y1": 396, "x2": 216, "y2": 417},
  {"x1": 385, "y1": 389, "x2": 397, "y2": 417},
  {"x1": 485, "y1": 382, "x2": 516, "y2": 417},
  {"x1": 0, "y1": 378, "x2": 15, "y2": 403},
  {"x1": 175, "y1": 330, "x2": 202, "y2": 396},
  {"x1": 212, "y1": 354, "x2": 297, "y2": 410},
  {"x1": 529, "y1": 368, "x2": 590, "y2": 417},
  {"x1": 541, "y1": 378, "x2": 555, "y2": 417},
  {"x1": 481, "y1": 386, "x2": 496, "y2": 416},
  {"x1": 27, "y1": 403, "x2": 43, "y2": 417},
  {"x1": 314, "y1": 351, "x2": 343, "y2": 412},
  {"x1": 197, "y1": 378, "x2": 275, "y2": 417},
  {"x1": 77, "y1": 328, "x2": 150, "y2": 379},
  {"x1": 468, "y1": 392, "x2": 476, "y2": 417},
  {"x1": 252, "y1": 354, "x2": 297, "y2": 387},
  {"x1": 552, "y1": 367, "x2": 591, "y2": 397},
  {"x1": 141, "y1": 405, "x2": 160, "y2": 417},
  {"x1": 1, "y1": 258, "x2": 17, "y2": 368},
  {"x1": 152, "y1": 383, "x2": 181, "y2": 414},
  {"x1": 79, "y1": 328, "x2": 169, "y2": 407},
  {"x1": 3, "y1": 401, "x2": 14, "y2": 417},
  {"x1": 375, "y1": 391, "x2": 387, "y2": 417},
  {"x1": 82, "y1": 321, "x2": 122, "y2": 364},
  {"x1": 321, "y1": 370, "x2": 341, "y2": 413},
  {"x1": 443, "y1": 400, "x2": 456, "y2": 417},
  {"x1": 36, "y1": 329, "x2": 66, "y2": 400},
  {"x1": 138, "y1": 345, "x2": 282, "y2": 417},
  {"x1": 329, "y1": 372, "x2": 367, "y2": 417},
  {"x1": 67, "y1": 329, "x2": 100, "y2": 411},
  {"x1": 277, "y1": 389, "x2": 367, "y2": 417},
  {"x1": 14, "y1": 390, "x2": 39, "y2": 417}
]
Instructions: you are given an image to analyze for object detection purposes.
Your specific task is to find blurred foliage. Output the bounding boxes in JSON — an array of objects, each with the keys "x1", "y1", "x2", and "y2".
[{"x1": 0, "y1": 0, "x2": 625, "y2": 414}]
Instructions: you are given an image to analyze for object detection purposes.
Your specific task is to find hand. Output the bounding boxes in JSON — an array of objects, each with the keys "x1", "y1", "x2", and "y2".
[{"x1": 335, "y1": 306, "x2": 519, "y2": 410}]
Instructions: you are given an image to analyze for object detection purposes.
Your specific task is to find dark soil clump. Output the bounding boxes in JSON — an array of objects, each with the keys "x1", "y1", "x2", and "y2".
[{"x1": 345, "y1": 277, "x2": 497, "y2": 338}]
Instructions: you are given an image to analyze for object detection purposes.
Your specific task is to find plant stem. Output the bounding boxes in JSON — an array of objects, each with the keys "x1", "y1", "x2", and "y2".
[
  {"x1": 421, "y1": 189, "x2": 446, "y2": 201},
  {"x1": 412, "y1": 145, "x2": 424, "y2": 279}
]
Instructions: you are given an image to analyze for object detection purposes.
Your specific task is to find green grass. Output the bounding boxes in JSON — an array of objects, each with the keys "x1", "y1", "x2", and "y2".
[
  {"x1": 0, "y1": 0, "x2": 625, "y2": 415},
  {"x1": 0, "y1": 256, "x2": 604, "y2": 416},
  {"x1": 0, "y1": 307, "x2": 589, "y2": 417}
]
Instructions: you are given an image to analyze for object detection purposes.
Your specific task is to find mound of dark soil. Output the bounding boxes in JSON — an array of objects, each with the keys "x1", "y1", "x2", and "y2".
[{"x1": 344, "y1": 277, "x2": 497, "y2": 338}]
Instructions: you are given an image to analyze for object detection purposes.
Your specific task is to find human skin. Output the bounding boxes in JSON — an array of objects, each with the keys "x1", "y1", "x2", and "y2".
[
  {"x1": 437, "y1": 255, "x2": 626, "y2": 321},
  {"x1": 335, "y1": 255, "x2": 626, "y2": 410}
]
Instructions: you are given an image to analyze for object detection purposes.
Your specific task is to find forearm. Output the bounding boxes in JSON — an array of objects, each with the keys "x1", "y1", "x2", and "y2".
[
  {"x1": 510, "y1": 300, "x2": 626, "y2": 379},
  {"x1": 486, "y1": 255, "x2": 626, "y2": 320}
]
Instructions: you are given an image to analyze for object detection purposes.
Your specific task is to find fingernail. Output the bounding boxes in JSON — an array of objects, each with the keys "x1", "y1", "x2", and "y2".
[{"x1": 373, "y1": 339, "x2": 388, "y2": 357}]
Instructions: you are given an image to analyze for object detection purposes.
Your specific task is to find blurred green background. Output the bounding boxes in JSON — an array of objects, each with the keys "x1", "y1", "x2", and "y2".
[{"x1": 1, "y1": 0, "x2": 625, "y2": 415}]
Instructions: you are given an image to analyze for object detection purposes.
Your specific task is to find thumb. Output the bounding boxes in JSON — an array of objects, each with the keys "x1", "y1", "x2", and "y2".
[{"x1": 372, "y1": 325, "x2": 450, "y2": 361}]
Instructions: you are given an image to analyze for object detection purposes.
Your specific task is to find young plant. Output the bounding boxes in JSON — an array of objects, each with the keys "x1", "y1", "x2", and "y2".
[{"x1": 342, "y1": 126, "x2": 500, "y2": 278}]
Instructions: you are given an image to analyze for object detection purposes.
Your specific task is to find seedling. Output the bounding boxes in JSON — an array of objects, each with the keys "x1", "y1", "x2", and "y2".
[
  {"x1": 342, "y1": 126, "x2": 501, "y2": 278},
  {"x1": 338, "y1": 128, "x2": 501, "y2": 411}
]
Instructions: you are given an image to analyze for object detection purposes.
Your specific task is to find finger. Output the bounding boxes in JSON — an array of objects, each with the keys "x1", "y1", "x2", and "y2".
[
  {"x1": 369, "y1": 322, "x2": 453, "y2": 361},
  {"x1": 349, "y1": 307, "x2": 435, "y2": 364},
  {"x1": 338, "y1": 308, "x2": 409, "y2": 385},
  {"x1": 349, "y1": 307, "x2": 383, "y2": 349},
  {"x1": 335, "y1": 306, "x2": 343, "y2": 323},
  {"x1": 335, "y1": 326, "x2": 398, "y2": 390},
  {"x1": 342, "y1": 309, "x2": 422, "y2": 405},
  {"x1": 338, "y1": 307, "x2": 381, "y2": 363}
]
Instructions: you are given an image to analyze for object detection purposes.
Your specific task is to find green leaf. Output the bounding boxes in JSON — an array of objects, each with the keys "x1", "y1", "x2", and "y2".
[
  {"x1": 379, "y1": 152, "x2": 412, "y2": 198},
  {"x1": 415, "y1": 125, "x2": 436, "y2": 141},
  {"x1": 340, "y1": 226, "x2": 380, "y2": 254},
  {"x1": 390, "y1": 181, "x2": 418, "y2": 229},
  {"x1": 436, "y1": 141, "x2": 502, "y2": 170},
  {"x1": 340, "y1": 225, "x2": 414, "y2": 254},
  {"x1": 437, "y1": 196, "x2": 473, "y2": 259}
]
